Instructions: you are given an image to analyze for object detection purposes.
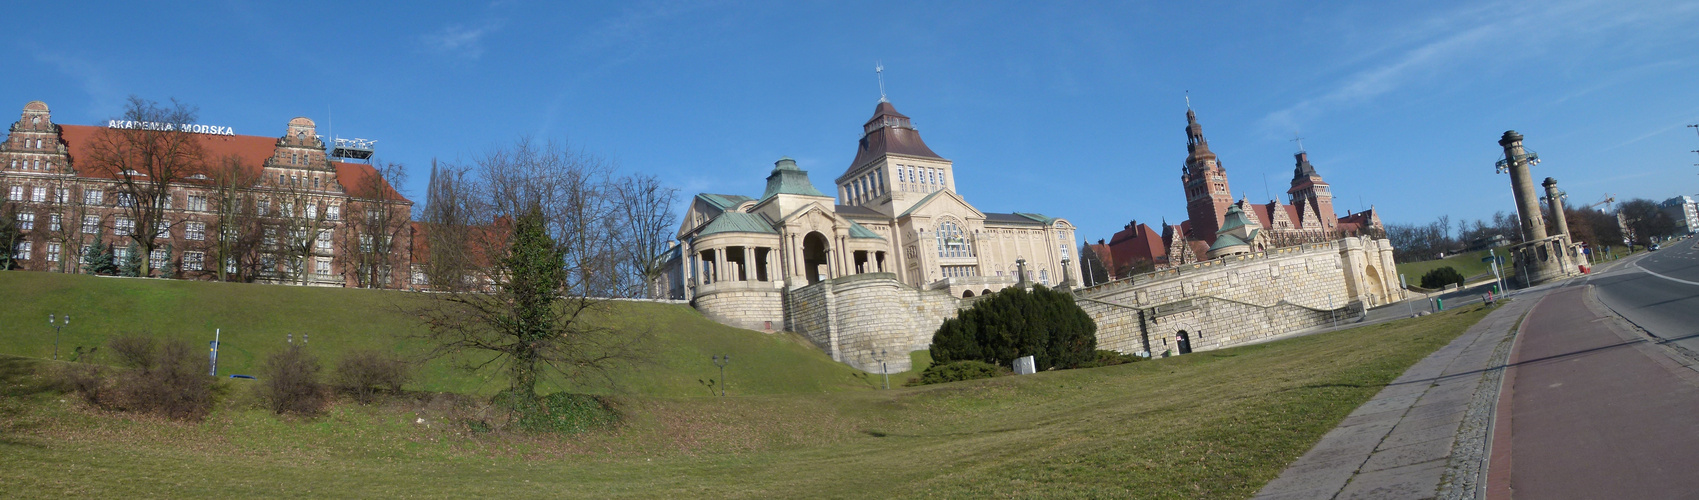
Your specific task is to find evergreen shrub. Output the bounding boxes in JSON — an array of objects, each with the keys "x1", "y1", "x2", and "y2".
[
  {"x1": 929, "y1": 285, "x2": 1098, "y2": 371},
  {"x1": 1420, "y1": 266, "x2": 1467, "y2": 289},
  {"x1": 909, "y1": 360, "x2": 1006, "y2": 386}
]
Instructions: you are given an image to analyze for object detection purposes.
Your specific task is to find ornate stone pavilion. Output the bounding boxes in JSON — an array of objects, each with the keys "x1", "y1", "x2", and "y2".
[{"x1": 655, "y1": 99, "x2": 1081, "y2": 371}]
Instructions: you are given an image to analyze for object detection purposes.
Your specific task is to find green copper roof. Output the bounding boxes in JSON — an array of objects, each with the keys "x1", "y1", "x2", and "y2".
[
  {"x1": 698, "y1": 212, "x2": 777, "y2": 236},
  {"x1": 848, "y1": 221, "x2": 884, "y2": 239},
  {"x1": 1218, "y1": 204, "x2": 1256, "y2": 233},
  {"x1": 1015, "y1": 212, "x2": 1056, "y2": 224},
  {"x1": 760, "y1": 157, "x2": 830, "y2": 201},
  {"x1": 697, "y1": 193, "x2": 753, "y2": 211},
  {"x1": 1208, "y1": 233, "x2": 1247, "y2": 252}
]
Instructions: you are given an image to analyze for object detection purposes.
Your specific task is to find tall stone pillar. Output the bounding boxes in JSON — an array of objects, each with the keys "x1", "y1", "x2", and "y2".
[
  {"x1": 714, "y1": 247, "x2": 727, "y2": 285},
  {"x1": 1543, "y1": 177, "x2": 1570, "y2": 237},
  {"x1": 1500, "y1": 131, "x2": 1547, "y2": 243},
  {"x1": 743, "y1": 246, "x2": 755, "y2": 281}
]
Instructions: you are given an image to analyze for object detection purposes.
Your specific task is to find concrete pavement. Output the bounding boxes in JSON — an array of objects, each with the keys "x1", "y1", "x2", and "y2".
[{"x1": 1253, "y1": 286, "x2": 1548, "y2": 499}]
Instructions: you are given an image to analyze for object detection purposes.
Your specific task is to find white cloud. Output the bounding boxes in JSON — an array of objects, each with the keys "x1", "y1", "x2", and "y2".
[
  {"x1": 422, "y1": 21, "x2": 502, "y2": 59},
  {"x1": 1259, "y1": 0, "x2": 1698, "y2": 135}
]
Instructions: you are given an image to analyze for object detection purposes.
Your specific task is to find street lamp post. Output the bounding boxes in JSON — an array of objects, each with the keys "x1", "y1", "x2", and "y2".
[
  {"x1": 872, "y1": 349, "x2": 889, "y2": 389},
  {"x1": 712, "y1": 354, "x2": 730, "y2": 397},
  {"x1": 48, "y1": 314, "x2": 70, "y2": 361}
]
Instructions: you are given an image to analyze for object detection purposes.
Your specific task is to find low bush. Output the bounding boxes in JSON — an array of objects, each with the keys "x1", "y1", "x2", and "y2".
[
  {"x1": 334, "y1": 350, "x2": 412, "y2": 404},
  {"x1": 259, "y1": 345, "x2": 326, "y2": 415},
  {"x1": 1420, "y1": 266, "x2": 1466, "y2": 289},
  {"x1": 489, "y1": 389, "x2": 620, "y2": 434},
  {"x1": 909, "y1": 360, "x2": 1006, "y2": 386},
  {"x1": 1080, "y1": 350, "x2": 1144, "y2": 368},
  {"x1": 58, "y1": 333, "x2": 216, "y2": 421}
]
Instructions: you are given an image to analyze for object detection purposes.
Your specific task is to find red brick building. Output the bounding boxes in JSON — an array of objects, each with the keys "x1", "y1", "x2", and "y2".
[
  {"x1": 1088, "y1": 108, "x2": 1384, "y2": 280},
  {"x1": 0, "y1": 101, "x2": 416, "y2": 288}
]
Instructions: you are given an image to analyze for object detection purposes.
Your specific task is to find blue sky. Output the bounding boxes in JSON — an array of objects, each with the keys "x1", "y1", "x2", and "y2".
[{"x1": 9, "y1": 1, "x2": 1699, "y2": 244}]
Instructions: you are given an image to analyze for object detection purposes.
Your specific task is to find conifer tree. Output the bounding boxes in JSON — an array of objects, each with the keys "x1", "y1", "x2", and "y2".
[{"x1": 930, "y1": 285, "x2": 1097, "y2": 370}]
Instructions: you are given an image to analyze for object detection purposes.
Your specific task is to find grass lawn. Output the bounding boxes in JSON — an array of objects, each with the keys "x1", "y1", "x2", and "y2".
[
  {"x1": 0, "y1": 287, "x2": 1493, "y2": 499},
  {"x1": 0, "y1": 271, "x2": 893, "y2": 397},
  {"x1": 1396, "y1": 248, "x2": 1507, "y2": 283}
]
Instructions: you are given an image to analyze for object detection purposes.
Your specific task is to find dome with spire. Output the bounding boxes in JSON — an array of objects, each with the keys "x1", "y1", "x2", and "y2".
[{"x1": 847, "y1": 100, "x2": 942, "y2": 174}]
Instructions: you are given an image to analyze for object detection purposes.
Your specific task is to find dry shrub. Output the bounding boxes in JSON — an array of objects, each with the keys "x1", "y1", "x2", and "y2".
[
  {"x1": 259, "y1": 345, "x2": 326, "y2": 415},
  {"x1": 52, "y1": 363, "x2": 113, "y2": 407},
  {"x1": 57, "y1": 333, "x2": 216, "y2": 421},
  {"x1": 334, "y1": 350, "x2": 412, "y2": 404}
]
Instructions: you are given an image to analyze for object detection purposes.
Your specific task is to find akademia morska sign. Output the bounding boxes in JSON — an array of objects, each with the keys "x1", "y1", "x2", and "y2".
[{"x1": 106, "y1": 120, "x2": 235, "y2": 136}]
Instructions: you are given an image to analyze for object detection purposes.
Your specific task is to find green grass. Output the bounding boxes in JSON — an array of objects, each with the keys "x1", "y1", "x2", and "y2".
[
  {"x1": 1396, "y1": 248, "x2": 1505, "y2": 283},
  {"x1": 0, "y1": 271, "x2": 891, "y2": 397},
  {"x1": 0, "y1": 280, "x2": 1493, "y2": 499}
]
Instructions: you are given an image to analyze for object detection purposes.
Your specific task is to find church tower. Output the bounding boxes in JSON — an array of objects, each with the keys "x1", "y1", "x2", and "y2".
[
  {"x1": 1180, "y1": 108, "x2": 1233, "y2": 243},
  {"x1": 1286, "y1": 148, "x2": 1337, "y2": 231}
]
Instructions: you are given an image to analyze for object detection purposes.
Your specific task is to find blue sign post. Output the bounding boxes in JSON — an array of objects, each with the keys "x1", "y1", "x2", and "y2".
[{"x1": 209, "y1": 328, "x2": 221, "y2": 377}]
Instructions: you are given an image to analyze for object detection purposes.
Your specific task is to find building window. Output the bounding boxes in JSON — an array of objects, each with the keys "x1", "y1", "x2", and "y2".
[
  {"x1": 55, "y1": 188, "x2": 69, "y2": 204},
  {"x1": 225, "y1": 257, "x2": 237, "y2": 275},
  {"x1": 935, "y1": 221, "x2": 973, "y2": 258},
  {"x1": 82, "y1": 215, "x2": 100, "y2": 234},
  {"x1": 116, "y1": 193, "x2": 135, "y2": 208},
  {"x1": 359, "y1": 234, "x2": 374, "y2": 253},
  {"x1": 411, "y1": 266, "x2": 428, "y2": 285},
  {"x1": 316, "y1": 230, "x2": 333, "y2": 251},
  {"x1": 257, "y1": 200, "x2": 270, "y2": 216},
  {"x1": 327, "y1": 205, "x2": 341, "y2": 221},
  {"x1": 187, "y1": 194, "x2": 207, "y2": 211},
  {"x1": 150, "y1": 249, "x2": 168, "y2": 271},
  {"x1": 14, "y1": 241, "x2": 30, "y2": 261},
  {"x1": 114, "y1": 217, "x2": 134, "y2": 236},
  {"x1": 185, "y1": 222, "x2": 205, "y2": 241},
  {"x1": 47, "y1": 242, "x2": 61, "y2": 263},
  {"x1": 183, "y1": 251, "x2": 205, "y2": 271},
  {"x1": 48, "y1": 213, "x2": 60, "y2": 232},
  {"x1": 315, "y1": 258, "x2": 331, "y2": 276},
  {"x1": 84, "y1": 190, "x2": 103, "y2": 205},
  {"x1": 114, "y1": 246, "x2": 129, "y2": 266},
  {"x1": 261, "y1": 254, "x2": 276, "y2": 272},
  {"x1": 155, "y1": 221, "x2": 170, "y2": 239},
  {"x1": 31, "y1": 186, "x2": 46, "y2": 202},
  {"x1": 306, "y1": 203, "x2": 317, "y2": 219},
  {"x1": 7, "y1": 185, "x2": 20, "y2": 200},
  {"x1": 16, "y1": 212, "x2": 33, "y2": 231}
]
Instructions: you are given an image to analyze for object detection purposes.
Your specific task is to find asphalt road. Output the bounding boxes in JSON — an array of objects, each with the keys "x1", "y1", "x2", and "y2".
[{"x1": 1591, "y1": 234, "x2": 1699, "y2": 354}]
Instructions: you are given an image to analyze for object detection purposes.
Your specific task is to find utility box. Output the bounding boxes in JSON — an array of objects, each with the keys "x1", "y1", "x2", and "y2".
[{"x1": 1014, "y1": 356, "x2": 1036, "y2": 375}]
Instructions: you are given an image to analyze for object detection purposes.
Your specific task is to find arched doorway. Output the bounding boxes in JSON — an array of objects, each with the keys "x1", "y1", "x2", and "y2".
[
  {"x1": 803, "y1": 232, "x2": 830, "y2": 284},
  {"x1": 962, "y1": 290, "x2": 975, "y2": 298},
  {"x1": 1176, "y1": 331, "x2": 1193, "y2": 354},
  {"x1": 1364, "y1": 264, "x2": 1386, "y2": 307}
]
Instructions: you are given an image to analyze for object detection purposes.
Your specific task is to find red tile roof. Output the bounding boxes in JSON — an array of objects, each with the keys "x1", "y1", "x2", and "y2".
[{"x1": 56, "y1": 124, "x2": 409, "y2": 204}]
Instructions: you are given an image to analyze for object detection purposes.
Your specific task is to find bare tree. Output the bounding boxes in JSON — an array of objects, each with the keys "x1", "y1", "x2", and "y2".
[
  {"x1": 339, "y1": 160, "x2": 412, "y2": 288},
  {"x1": 476, "y1": 138, "x2": 621, "y2": 297},
  {"x1": 266, "y1": 175, "x2": 332, "y2": 285},
  {"x1": 83, "y1": 97, "x2": 207, "y2": 277},
  {"x1": 611, "y1": 173, "x2": 678, "y2": 298},
  {"x1": 206, "y1": 155, "x2": 264, "y2": 281},
  {"x1": 421, "y1": 159, "x2": 477, "y2": 291}
]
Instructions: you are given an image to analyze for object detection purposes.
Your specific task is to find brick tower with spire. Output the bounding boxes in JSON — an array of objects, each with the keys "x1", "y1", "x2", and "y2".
[{"x1": 1180, "y1": 108, "x2": 1234, "y2": 244}]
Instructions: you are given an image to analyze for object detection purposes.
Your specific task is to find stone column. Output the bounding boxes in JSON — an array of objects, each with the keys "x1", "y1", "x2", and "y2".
[
  {"x1": 1543, "y1": 177, "x2": 1570, "y2": 237},
  {"x1": 743, "y1": 246, "x2": 755, "y2": 282},
  {"x1": 714, "y1": 247, "x2": 727, "y2": 285},
  {"x1": 1500, "y1": 131, "x2": 1547, "y2": 242}
]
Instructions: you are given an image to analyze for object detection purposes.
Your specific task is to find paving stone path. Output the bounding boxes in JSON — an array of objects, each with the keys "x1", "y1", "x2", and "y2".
[{"x1": 1253, "y1": 286, "x2": 1551, "y2": 500}]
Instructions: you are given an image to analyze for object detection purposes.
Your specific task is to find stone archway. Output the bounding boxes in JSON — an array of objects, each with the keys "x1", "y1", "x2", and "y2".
[
  {"x1": 803, "y1": 231, "x2": 830, "y2": 284},
  {"x1": 1364, "y1": 264, "x2": 1386, "y2": 307},
  {"x1": 1176, "y1": 330, "x2": 1193, "y2": 354}
]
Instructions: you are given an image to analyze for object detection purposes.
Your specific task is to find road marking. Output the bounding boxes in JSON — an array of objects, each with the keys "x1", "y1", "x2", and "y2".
[{"x1": 1635, "y1": 260, "x2": 1699, "y2": 287}]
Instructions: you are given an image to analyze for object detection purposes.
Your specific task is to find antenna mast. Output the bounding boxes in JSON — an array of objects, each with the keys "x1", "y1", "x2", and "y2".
[{"x1": 876, "y1": 61, "x2": 887, "y2": 102}]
